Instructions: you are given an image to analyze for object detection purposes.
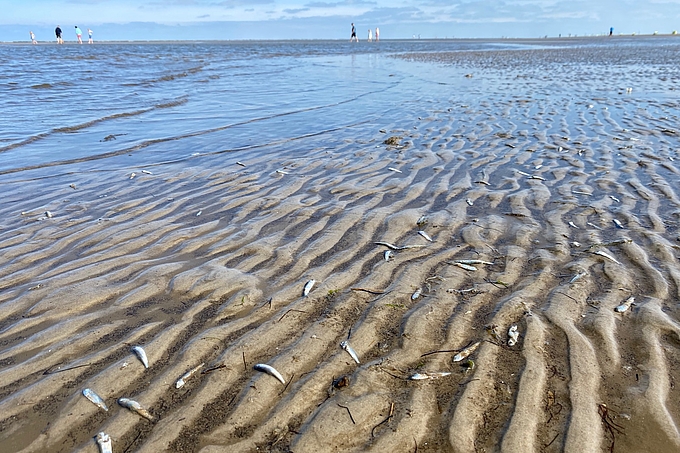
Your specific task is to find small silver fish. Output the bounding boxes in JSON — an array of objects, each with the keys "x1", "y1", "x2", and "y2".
[
  {"x1": 118, "y1": 398, "x2": 154, "y2": 421},
  {"x1": 507, "y1": 325, "x2": 519, "y2": 347},
  {"x1": 418, "y1": 230, "x2": 433, "y2": 242},
  {"x1": 587, "y1": 222, "x2": 603, "y2": 230},
  {"x1": 388, "y1": 167, "x2": 402, "y2": 173},
  {"x1": 82, "y1": 388, "x2": 108, "y2": 411},
  {"x1": 610, "y1": 195, "x2": 620, "y2": 202},
  {"x1": 474, "y1": 180, "x2": 491, "y2": 186},
  {"x1": 253, "y1": 363, "x2": 286, "y2": 384},
  {"x1": 384, "y1": 250, "x2": 393, "y2": 261},
  {"x1": 410, "y1": 372, "x2": 451, "y2": 380},
  {"x1": 236, "y1": 161, "x2": 246, "y2": 167},
  {"x1": 453, "y1": 262, "x2": 477, "y2": 271},
  {"x1": 535, "y1": 164, "x2": 543, "y2": 170},
  {"x1": 455, "y1": 259, "x2": 493, "y2": 265},
  {"x1": 45, "y1": 211, "x2": 53, "y2": 218},
  {"x1": 375, "y1": 241, "x2": 400, "y2": 250},
  {"x1": 568, "y1": 221, "x2": 579, "y2": 228},
  {"x1": 340, "y1": 340, "x2": 360, "y2": 364},
  {"x1": 141, "y1": 170, "x2": 153, "y2": 175},
  {"x1": 303, "y1": 279, "x2": 315, "y2": 296},
  {"x1": 615, "y1": 296, "x2": 635, "y2": 313},
  {"x1": 175, "y1": 363, "x2": 205, "y2": 389},
  {"x1": 196, "y1": 210, "x2": 202, "y2": 217},
  {"x1": 529, "y1": 175, "x2": 546, "y2": 181},
  {"x1": 593, "y1": 250, "x2": 621, "y2": 265},
  {"x1": 613, "y1": 219, "x2": 624, "y2": 229},
  {"x1": 129, "y1": 172, "x2": 136, "y2": 180},
  {"x1": 570, "y1": 271, "x2": 587, "y2": 283},
  {"x1": 572, "y1": 190, "x2": 592, "y2": 196},
  {"x1": 276, "y1": 169, "x2": 289, "y2": 175},
  {"x1": 131, "y1": 346, "x2": 149, "y2": 369},
  {"x1": 466, "y1": 198, "x2": 474, "y2": 206},
  {"x1": 515, "y1": 170, "x2": 531, "y2": 176},
  {"x1": 411, "y1": 287, "x2": 422, "y2": 300},
  {"x1": 453, "y1": 341, "x2": 481, "y2": 362},
  {"x1": 95, "y1": 432, "x2": 112, "y2": 453}
]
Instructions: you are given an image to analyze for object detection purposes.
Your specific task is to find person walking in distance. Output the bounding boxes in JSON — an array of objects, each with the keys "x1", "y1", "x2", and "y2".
[
  {"x1": 55, "y1": 25, "x2": 63, "y2": 44},
  {"x1": 350, "y1": 23, "x2": 358, "y2": 42},
  {"x1": 368, "y1": 29, "x2": 372, "y2": 42},
  {"x1": 88, "y1": 29, "x2": 93, "y2": 44},
  {"x1": 375, "y1": 27, "x2": 380, "y2": 41},
  {"x1": 75, "y1": 25, "x2": 83, "y2": 44},
  {"x1": 30, "y1": 31, "x2": 37, "y2": 44}
]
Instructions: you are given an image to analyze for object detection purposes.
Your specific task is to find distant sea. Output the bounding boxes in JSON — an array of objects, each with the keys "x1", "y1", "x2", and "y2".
[{"x1": 1, "y1": 37, "x2": 678, "y2": 181}]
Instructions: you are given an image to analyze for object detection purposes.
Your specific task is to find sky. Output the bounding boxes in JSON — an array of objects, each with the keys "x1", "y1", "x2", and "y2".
[{"x1": 2, "y1": 0, "x2": 680, "y2": 42}]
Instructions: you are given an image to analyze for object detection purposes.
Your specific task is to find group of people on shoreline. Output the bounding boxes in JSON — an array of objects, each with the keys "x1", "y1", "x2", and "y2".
[
  {"x1": 350, "y1": 23, "x2": 379, "y2": 42},
  {"x1": 30, "y1": 25, "x2": 93, "y2": 44}
]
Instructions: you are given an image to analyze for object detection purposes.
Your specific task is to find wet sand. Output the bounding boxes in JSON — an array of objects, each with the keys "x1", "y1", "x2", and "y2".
[{"x1": 2, "y1": 39, "x2": 680, "y2": 452}]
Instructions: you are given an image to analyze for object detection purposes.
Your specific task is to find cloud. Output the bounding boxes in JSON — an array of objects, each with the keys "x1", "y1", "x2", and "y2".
[{"x1": 284, "y1": 8, "x2": 310, "y2": 13}]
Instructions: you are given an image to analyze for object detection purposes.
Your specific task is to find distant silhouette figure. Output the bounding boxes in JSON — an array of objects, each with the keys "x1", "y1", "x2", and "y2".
[
  {"x1": 375, "y1": 27, "x2": 380, "y2": 41},
  {"x1": 55, "y1": 25, "x2": 63, "y2": 44},
  {"x1": 350, "y1": 23, "x2": 358, "y2": 42},
  {"x1": 75, "y1": 26, "x2": 82, "y2": 44},
  {"x1": 88, "y1": 29, "x2": 93, "y2": 44},
  {"x1": 30, "y1": 31, "x2": 37, "y2": 44},
  {"x1": 368, "y1": 29, "x2": 372, "y2": 42},
  {"x1": 610, "y1": 27, "x2": 614, "y2": 36}
]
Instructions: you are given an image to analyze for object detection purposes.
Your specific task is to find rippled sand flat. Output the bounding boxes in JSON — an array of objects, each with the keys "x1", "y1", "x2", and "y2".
[{"x1": 2, "y1": 38, "x2": 680, "y2": 452}]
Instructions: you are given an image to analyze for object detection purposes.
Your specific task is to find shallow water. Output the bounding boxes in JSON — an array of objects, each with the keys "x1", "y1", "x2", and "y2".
[{"x1": 2, "y1": 37, "x2": 678, "y2": 181}]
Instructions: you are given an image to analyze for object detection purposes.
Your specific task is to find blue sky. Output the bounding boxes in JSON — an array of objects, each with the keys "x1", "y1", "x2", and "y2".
[{"x1": 2, "y1": 0, "x2": 679, "y2": 41}]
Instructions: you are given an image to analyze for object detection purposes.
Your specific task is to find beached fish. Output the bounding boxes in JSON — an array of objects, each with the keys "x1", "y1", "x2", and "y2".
[
  {"x1": 466, "y1": 198, "x2": 474, "y2": 206},
  {"x1": 411, "y1": 287, "x2": 422, "y2": 300},
  {"x1": 515, "y1": 169, "x2": 531, "y2": 176},
  {"x1": 587, "y1": 222, "x2": 603, "y2": 230},
  {"x1": 375, "y1": 241, "x2": 400, "y2": 250},
  {"x1": 129, "y1": 172, "x2": 136, "y2": 180},
  {"x1": 529, "y1": 175, "x2": 546, "y2": 181},
  {"x1": 570, "y1": 271, "x2": 587, "y2": 283},
  {"x1": 455, "y1": 259, "x2": 493, "y2": 265},
  {"x1": 568, "y1": 221, "x2": 579, "y2": 228},
  {"x1": 141, "y1": 170, "x2": 153, "y2": 175},
  {"x1": 95, "y1": 432, "x2": 112, "y2": 453},
  {"x1": 118, "y1": 398, "x2": 154, "y2": 421},
  {"x1": 131, "y1": 346, "x2": 149, "y2": 369},
  {"x1": 276, "y1": 169, "x2": 289, "y2": 175},
  {"x1": 253, "y1": 363, "x2": 286, "y2": 384},
  {"x1": 388, "y1": 167, "x2": 402, "y2": 173},
  {"x1": 593, "y1": 250, "x2": 622, "y2": 265},
  {"x1": 418, "y1": 230, "x2": 433, "y2": 242},
  {"x1": 613, "y1": 219, "x2": 624, "y2": 229},
  {"x1": 236, "y1": 161, "x2": 246, "y2": 167},
  {"x1": 610, "y1": 195, "x2": 620, "y2": 203},
  {"x1": 45, "y1": 211, "x2": 53, "y2": 218},
  {"x1": 303, "y1": 279, "x2": 315, "y2": 296},
  {"x1": 416, "y1": 215, "x2": 428, "y2": 226},
  {"x1": 384, "y1": 250, "x2": 393, "y2": 261},
  {"x1": 535, "y1": 165, "x2": 543, "y2": 170},
  {"x1": 196, "y1": 210, "x2": 202, "y2": 217},
  {"x1": 474, "y1": 180, "x2": 491, "y2": 186},
  {"x1": 615, "y1": 296, "x2": 635, "y2": 313},
  {"x1": 571, "y1": 241, "x2": 581, "y2": 247},
  {"x1": 82, "y1": 388, "x2": 108, "y2": 411},
  {"x1": 340, "y1": 340, "x2": 360, "y2": 364},
  {"x1": 175, "y1": 362, "x2": 205, "y2": 389},
  {"x1": 507, "y1": 325, "x2": 519, "y2": 347},
  {"x1": 453, "y1": 262, "x2": 477, "y2": 271},
  {"x1": 572, "y1": 190, "x2": 592, "y2": 196},
  {"x1": 409, "y1": 372, "x2": 451, "y2": 380},
  {"x1": 453, "y1": 341, "x2": 481, "y2": 362}
]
